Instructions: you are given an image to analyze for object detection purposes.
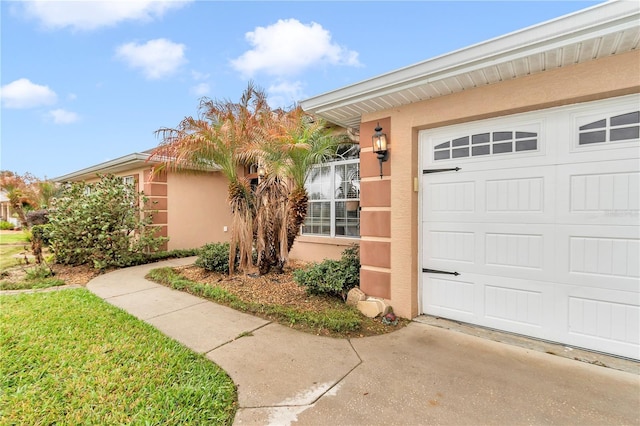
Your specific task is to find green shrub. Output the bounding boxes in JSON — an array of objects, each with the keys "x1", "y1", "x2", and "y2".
[
  {"x1": 196, "y1": 242, "x2": 235, "y2": 274},
  {"x1": 294, "y1": 245, "x2": 360, "y2": 300},
  {"x1": 0, "y1": 220, "x2": 14, "y2": 230},
  {"x1": 47, "y1": 174, "x2": 168, "y2": 270},
  {"x1": 30, "y1": 224, "x2": 51, "y2": 246}
]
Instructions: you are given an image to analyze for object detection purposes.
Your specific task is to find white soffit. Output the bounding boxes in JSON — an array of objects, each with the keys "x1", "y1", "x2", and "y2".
[{"x1": 300, "y1": 1, "x2": 640, "y2": 129}]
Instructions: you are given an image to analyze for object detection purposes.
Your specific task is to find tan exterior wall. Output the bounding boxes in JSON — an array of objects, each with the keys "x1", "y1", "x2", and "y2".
[
  {"x1": 289, "y1": 236, "x2": 358, "y2": 263},
  {"x1": 360, "y1": 50, "x2": 640, "y2": 319},
  {"x1": 166, "y1": 172, "x2": 232, "y2": 250}
]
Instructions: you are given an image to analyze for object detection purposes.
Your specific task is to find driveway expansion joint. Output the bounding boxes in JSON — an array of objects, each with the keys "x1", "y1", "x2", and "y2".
[
  {"x1": 203, "y1": 321, "x2": 273, "y2": 354},
  {"x1": 141, "y1": 300, "x2": 208, "y2": 321}
]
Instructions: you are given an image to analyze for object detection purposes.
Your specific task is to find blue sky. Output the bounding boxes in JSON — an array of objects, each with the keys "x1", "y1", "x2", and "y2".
[{"x1": 1, "y1": 0, "x2": 603, "y2": 180}]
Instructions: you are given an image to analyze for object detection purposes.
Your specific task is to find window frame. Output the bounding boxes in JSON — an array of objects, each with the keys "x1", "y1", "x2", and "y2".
[{"x1": 302, "y1": 158, "x2": 360, "y2": 239}]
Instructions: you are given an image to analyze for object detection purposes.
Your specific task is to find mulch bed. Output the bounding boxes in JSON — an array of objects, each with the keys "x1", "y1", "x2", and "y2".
[{"x1": 173, "y1": 260, "x2": 409, "y2": 338}]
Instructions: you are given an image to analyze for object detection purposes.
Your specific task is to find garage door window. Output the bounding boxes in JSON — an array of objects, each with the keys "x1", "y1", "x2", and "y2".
[
  {"x1": 578, "y1": 111, "x2": 640, "y2": 145},
  {"x1": 434, "y1": 130, "x2": 538, "y2": 160}
]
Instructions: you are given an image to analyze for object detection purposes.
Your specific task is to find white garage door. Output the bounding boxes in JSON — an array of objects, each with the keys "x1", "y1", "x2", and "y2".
[{"x1": 419, "y1": 94, "x2": 640, "y2": 359}]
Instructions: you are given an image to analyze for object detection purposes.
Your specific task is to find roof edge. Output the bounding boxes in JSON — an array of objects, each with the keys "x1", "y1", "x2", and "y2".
[{"x1": 53, "y1": 153, "x2": 155, "y2": 182}]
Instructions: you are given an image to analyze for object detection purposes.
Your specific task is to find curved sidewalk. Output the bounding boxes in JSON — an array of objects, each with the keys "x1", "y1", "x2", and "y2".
[{"x1": 87, "y1": 258, "x2": 639, "y2": 426}]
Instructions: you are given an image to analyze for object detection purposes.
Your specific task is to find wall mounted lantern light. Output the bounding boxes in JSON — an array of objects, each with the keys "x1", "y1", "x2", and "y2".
[{"x1": 372, "y1": 123, "x2": 389, "y2": 179}]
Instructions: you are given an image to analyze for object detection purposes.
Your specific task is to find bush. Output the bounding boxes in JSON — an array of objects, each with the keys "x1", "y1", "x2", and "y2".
[
  {"x1": 0, "y1": 220, "x2": 14, "y2": 230},
  {"x1": 26, "y1": 209, "x2": 49, "y2": 227},
  {"x1": 47, "y1": 174, "x2": 168, "y2": 270},
  {"x1": 196, "y1": 242, "x2": 235, "y2": 274},
  {"x1": 30, "y1": 224, "x2": 51, "y2": 246},
  {"x1": 294, "y1": 245, "x2": 360, "y2": 300}
]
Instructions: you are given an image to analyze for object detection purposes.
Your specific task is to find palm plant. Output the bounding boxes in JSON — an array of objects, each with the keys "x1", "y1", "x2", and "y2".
[
  {"x1": 35, "y1": 181, "x2": 61, "y2": 209},
  {"x1": 150, "y1": 83, "x2": 272, "y2": 273},
  {"x1": 253, "y1": 107, "x2": 353, "y2": 272}
]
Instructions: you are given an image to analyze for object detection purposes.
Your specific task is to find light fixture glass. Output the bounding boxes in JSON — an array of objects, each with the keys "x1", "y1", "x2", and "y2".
[{"x1": 372, "y1": 123, "x2": 389, "y2": 179}]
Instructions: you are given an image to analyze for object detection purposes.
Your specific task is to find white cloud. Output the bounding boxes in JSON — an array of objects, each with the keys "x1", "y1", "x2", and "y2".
[
  {"x1": 48, "y1": 108, "x2": 80, "y2": 124},
  {"x1": 115, "y1": 38, "x2": 187, "y2": 79},
  {"x1": 267, "y1": 80, "x2": 306, "y2": 109},
  {"x1": 0, "y1": 78, "x2": 57, "y2": 109},
  {"x1": 20, "y1": 0, "x2": 192, "y2": 31},
  {"x1": 190, "y1": 82, "x2": 210, "y2": 96},
  {"x1": 231, "y1": 19, "x2": 361, "y2": 77},
  {"x1": 191, "y1": 70, "x2": 210, "y2": 81}
]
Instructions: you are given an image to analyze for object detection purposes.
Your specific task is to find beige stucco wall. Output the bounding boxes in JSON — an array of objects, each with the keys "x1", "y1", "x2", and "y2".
[
  {"x1": 289, "y1": 235, "x2": 359, "y2": 263},
  {"x1": 166, "y1": 172, "x2": 232, "y2": 250},
  {"x1": 360, "y1": 50, "x2": 640, "y2": 319}
]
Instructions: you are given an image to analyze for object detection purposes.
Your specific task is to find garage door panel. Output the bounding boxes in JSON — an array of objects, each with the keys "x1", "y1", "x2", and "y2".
[
  {"x1": 557, "y1": 159, "x2": 639, "y2": 226},
  {"x1": 555, "y1": 225, "x2": 639, "y2": 291},
  {"x1": 423, "y1": 166, "x2": 556, "y2": 223},
  {"x1": 423, "y1": 222, "x2": 556, "y2": 282},
  {"x1": 422, "y1": 273, "x2": 557, "y2": 340},
  {"x1": 423, "y1": 275, "x2": 476, "y2": 319},
  {"x1": 560, "y1": 286, "x2": 640, "y2": 357}
]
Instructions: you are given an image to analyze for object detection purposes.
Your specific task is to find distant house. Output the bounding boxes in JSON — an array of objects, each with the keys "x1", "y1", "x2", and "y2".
[
  {"x1": 0, "y1": 190, "x2": 19, "y2": 228},
  {"x1": 300, "y1": 1, "x2": 640, "y2": 359}
]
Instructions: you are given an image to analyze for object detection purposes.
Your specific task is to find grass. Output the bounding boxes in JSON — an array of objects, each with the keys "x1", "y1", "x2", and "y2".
[
  {"x1": 0, "y1": 289, "x2": 237, "y2": 425},
  {"x1": 0, "y1": 276, "x2": 65, "y2": 291},
  {"x1": 0, "y1": 232, "x2": 30, "y2": 245},
  {"x1": 0, "y1": 245, "x2": 26, "y2": 271},
  {"x1": 0, "y1": 231, "x2": 31, "y2": 272},
  {"x1": 147, "y1": 267, "x2": 363, "y2": 334}
]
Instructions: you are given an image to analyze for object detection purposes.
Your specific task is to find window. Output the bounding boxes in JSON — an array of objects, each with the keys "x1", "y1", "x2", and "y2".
[
  {"x1": 302, "y1": 158, "x2": 360, "y2": 238},
  {"x1": 434, "y1": 130, "x2": 538, "y2": 160},
  {"x1": 578, "y1": 111, "x2": 640, "y2": 145}
]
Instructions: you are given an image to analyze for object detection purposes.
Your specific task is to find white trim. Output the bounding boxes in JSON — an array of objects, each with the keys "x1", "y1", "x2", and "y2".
[{"x1": 53, "y1": 153, "x2": 154, "y2": 182}]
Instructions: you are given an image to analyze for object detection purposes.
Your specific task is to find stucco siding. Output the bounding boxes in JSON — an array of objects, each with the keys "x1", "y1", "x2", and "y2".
[{"x1": 166, "y1": 172, "x2": 231, "y2": 250}]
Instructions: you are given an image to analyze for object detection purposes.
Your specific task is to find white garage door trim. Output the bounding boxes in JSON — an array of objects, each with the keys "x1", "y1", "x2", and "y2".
[{"x1": 418, "y1": 94, "x2": 640, "y2": 359}]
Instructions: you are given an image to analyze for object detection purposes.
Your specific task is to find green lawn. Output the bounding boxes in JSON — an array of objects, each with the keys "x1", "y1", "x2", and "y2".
[
  {"x1": 0, "y1": 232, "x2": 30, "y2": 245},
  {"x1": 0, "y1": 289, "x2": 237, "y2": 425},
  {"x1": 0, "y1": 245, "x2": 26, "y2": 271},
  {"x1": 0, "y1": 232, "x2": 30, "y2": 271}
]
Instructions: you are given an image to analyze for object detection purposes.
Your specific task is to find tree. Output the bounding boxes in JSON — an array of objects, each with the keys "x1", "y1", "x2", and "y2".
[
  {"x1": 0, "y1": 171, "x2": 38, "y2": 228},
  {"x1": 150, "y1": 82, "x2": 272, "y2": 274},
  {"x1": 253, "y1": 107, "x2": 352, "y2": 273}
]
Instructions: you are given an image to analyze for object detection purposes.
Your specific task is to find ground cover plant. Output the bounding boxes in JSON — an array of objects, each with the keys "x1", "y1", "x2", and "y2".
[{"x1": 0, "y1": 289, "x2": 237, "y2": 425}]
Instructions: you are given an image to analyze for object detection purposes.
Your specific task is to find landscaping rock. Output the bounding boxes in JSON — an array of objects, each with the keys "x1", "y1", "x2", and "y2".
[
  {"x1": 346, "y1": 287, "x2": 366, "y2": 306},
  {"x1": 357, "y1": 297, "x2": 390, "y2": 318}
]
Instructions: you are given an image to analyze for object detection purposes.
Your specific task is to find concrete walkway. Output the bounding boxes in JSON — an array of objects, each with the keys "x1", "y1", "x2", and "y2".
[{"x1": 87, "y1": 258, "x2": 640, "y2": 425}]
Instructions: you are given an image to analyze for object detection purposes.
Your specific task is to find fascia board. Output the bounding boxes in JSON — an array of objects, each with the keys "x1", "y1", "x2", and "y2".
[{"x1": 53, "y1": 153, "x2": 155, "y2": 182}]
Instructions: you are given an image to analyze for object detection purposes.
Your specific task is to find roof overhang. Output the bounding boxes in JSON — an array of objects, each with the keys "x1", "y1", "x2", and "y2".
[
  {"x1": 300, "y1": 1, "x2": 640, "y2": 129},
  {"x1": 53, "y1": 152, "x2": 157, "y2": 182},
  {"x1": 54, "y1": 148, "x2": 224, "y2": 182}
]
